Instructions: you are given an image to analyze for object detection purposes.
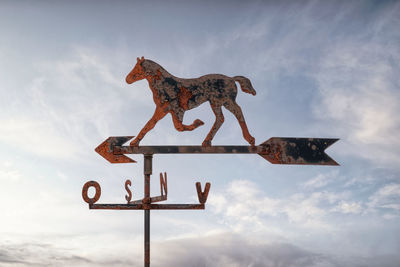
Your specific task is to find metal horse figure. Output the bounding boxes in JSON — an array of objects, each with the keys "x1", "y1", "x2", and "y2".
[{"x1": 126, "y1": 56, "x2": 256, "y2": 147}]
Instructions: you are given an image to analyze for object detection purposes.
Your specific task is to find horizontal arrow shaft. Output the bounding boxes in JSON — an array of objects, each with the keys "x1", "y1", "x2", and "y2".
[
  {"x1": 114, "y1": 145, "x2": 261, "y2": 154},
  {"x1": 89, "y1": 203, "x2": 204, "y2": 210}
]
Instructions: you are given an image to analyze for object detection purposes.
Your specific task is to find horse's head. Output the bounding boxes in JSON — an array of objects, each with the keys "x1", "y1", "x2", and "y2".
[{"x1": 126, "y1": 56, "x2": 146, "y2": 84}]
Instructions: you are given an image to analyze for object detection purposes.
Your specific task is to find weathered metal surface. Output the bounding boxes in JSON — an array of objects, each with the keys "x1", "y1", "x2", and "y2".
[
  {"x1": 130, "y1": 172, "x2": 168, "y2": 204},
  {"x1": 82, "y1": 181, "x2": 101, "y2": 204},
  {"x1": 129, "y1": 195, "x2": 167, "y2": 205},
  {"x1": 95, "y1": 136, "x2": 136, "y2": 163},
  {"x1": 126, "y1": 57, "x2": 256, "y2": 147},
  {"x1": 83, "y1": 175, "x2": 208, "y2": 210},
  {"x1": 196, "y1": 182, "x2": 211, "y2": 204},
  {"x1": 145, "y1": 209, "x2": 150, "y2": 267},
  {"x1": 89, "y1": 203, "x2": 205, "y2": 210},
  {"x1": 115, "y1": 144, "x2": 260, "y2": 154},
  {"x1": 130, "y1": 196, "x2": 167, "y2": 204},
  {"x1": 259, "y1": 137, "x2": 339, "y2": 165},
  {"x1": 160, "y1": 172, "x2": 167, "y2": 197},
  {"x1": 84, "y1": 176, "x2": 206, "y2": 210},
  {"x1": 125, "y1": 180, "x2": 132, "y2": 202},
  {"x1": 96, "y1": 136, "x2": 339, "y2": 165},
  {"x1": 143, "y1": 154, "x2": 152, "y2": 267}
]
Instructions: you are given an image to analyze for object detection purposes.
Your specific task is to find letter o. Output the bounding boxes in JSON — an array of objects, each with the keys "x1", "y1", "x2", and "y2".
[{"x1": 82, "y1": 181, "x2": 101, "y2": 204}]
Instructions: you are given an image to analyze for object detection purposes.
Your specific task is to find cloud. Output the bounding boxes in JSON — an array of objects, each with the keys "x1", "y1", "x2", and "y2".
[
  {"x1": 330, "y1": 201, "x2": 362, "y2": 214},
  {"x1": 154, "y1": 232, "x2": 400, "y2": 267},
  {"x1": 2, "y1": 232, "x2": 399, "y2": 267},
  {"x1": 154, "y1": 233, "x2": 327, "y2": 267},
  {"x1": 0, "y1": 242, "x2": 92, "y2": 267},
  {"x1": 0, "y1": 161, "x2": 21, "y2": 182},
  {"x1": 209, "y1": 176, "x2": 400, "y2": 235},
  {"x1": 0, "y1": 46, "x2": 148, "y2": 160},
  {"x1": 368, "y1": 183, "x2": 400, "y2": 212},
  {"x1": 0, "y1": 234, "x2": 327, "y2": 267},
  {"x1": 208, "y1": 179, "x2": 353, "y2": 234},
  {"x1": 303, "y1": 171, "x2": 339, "y2": 189},
  {"x1": 0, "y1": 239, "x2": 141, "y2": 267},
  {"x1": 311, "y1": 17, "x2": 400, "y2": 167}
]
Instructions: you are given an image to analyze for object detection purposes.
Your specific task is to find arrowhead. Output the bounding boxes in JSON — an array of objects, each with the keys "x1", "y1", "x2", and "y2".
[
  {"x1": 258, "y1": 137, "x2": 339, "y2": 166},
  {"x1": 95, "y1": 136, "x2": 136, "y2": 163}
]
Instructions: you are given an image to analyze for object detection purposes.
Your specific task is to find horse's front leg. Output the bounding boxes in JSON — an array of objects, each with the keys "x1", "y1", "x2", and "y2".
[{"x1": 130, "y1": 106, "x2": 168, "y2": 146}]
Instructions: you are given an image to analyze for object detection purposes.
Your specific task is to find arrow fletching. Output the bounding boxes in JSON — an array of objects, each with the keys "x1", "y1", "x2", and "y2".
[{"x1": 258, "y1": 137, "x2": 339, "y2": 165}]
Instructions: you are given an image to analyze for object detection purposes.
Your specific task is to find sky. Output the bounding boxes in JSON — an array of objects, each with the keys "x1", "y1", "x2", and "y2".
[{"x1": 1, "y1": 0, "x2": 400, "y2": 266}]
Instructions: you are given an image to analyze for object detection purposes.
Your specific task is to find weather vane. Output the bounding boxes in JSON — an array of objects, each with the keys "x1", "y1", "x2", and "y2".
[
  {"x1": 82, "y1": 57, "x2": 339, "y2": 267},
  {"x1": 126, "y1": 56, "x2": 256, "y2": 147}
]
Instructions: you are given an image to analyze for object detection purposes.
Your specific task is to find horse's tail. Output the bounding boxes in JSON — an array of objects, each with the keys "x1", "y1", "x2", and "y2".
[{"x1": 233, "y1": 76, "x2": 256, "y2": 96}]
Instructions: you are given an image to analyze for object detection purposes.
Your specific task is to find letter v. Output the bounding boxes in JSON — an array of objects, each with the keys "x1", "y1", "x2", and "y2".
[{"x1": 196, "y1": 182, "x2": 211, "y2": 204}]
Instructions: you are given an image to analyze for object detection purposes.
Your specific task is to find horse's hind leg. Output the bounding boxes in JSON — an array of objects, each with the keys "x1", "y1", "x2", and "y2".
[
  {"x1": 202, "y1": 104, "x2": 224, "y2": 147},
  {"x1": 171, "y1": 111, "x2": 204, "y2": 132},
  {"x1": 223, "y1": 101, "x2": 255, "y2": 146}
]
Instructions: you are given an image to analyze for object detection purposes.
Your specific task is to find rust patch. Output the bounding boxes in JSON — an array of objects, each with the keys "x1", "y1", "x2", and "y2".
[
  {"x1": 152, "y1": 69, "x2": 162, "y2": 82},
  {"x1": 196, "y1": 182, "x2": 211, "y2": 204},
  {"x1": 125, "y1": 179, "x2": 132, "y2": 203},
  {"x1": 178, "y1": 86, "x2": 192, "y2": 110},
  {"x1": 95, "y1": 136, "x2": 136, "y2": 163},
  {"x1": 126, "y1": 57, "x2": 145, "y2": 84},
  {"x1": 82, "y1": 181, "x2": 101, "y2": 204}
]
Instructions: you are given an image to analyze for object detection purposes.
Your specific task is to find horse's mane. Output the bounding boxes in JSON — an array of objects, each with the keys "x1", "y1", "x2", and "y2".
[
  {"x1": 143, "y1": 59, "x2": 173, "y2": 78},
  {"x1": 143, "y1": 59, "x2": 180, "y2": 102}
]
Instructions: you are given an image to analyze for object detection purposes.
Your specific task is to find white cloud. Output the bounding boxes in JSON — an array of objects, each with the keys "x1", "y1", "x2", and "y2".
[
  {"x1": 368, "y1": 183, "x2": 400, "y2": 212},
  {"x1": 313, "y1": 39, "x2": 400, "y2": 166},
  {"x1": 209, "y1": 179, "x2": 352, "y2": 234},
  {"x1": 331, "y1": 201, "x2": 362, "y2": 214},
  {"x1": 0, "y1": 46, "x2": 148, "y2": 160},
  {"x1": 0, "y1": 232, "x2": 328, "y2": 267},
  {"x1": 0, "y1": 161, "x2": 21, "y2": 182},
  {"x1": 303, "y1": 172, "x2": 339, "y2": 189},
  {"x1": 2, "y1": 231, "x2": 399, "y2": 267},
  {"x1": 0, "y1": 238, "x2": 139, "y2": 267},
  {"x1": 0, "y1": 116, "x2": 80, "y2": 159},
  {"x1": 154, "y1": 233, "x2": 329, "y2": 267}
]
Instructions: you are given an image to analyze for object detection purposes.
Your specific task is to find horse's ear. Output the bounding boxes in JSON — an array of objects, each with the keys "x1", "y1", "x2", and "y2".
[{"x1": 137, "y1": 56, "x2": 145, "y2": 64}]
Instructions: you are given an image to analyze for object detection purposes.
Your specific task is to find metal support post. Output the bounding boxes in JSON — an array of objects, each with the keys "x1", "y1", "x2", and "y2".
[{"x1": 143, "y1": 154, "x2": 152, "y2": 267}]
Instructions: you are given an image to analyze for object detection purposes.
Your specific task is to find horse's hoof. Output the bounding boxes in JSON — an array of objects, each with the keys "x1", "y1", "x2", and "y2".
[
  {"x1": 202, "y1": 140, "x2": 212, "y2": 147},
  {"x1": 249, "y1": 137, "x2": 255, "y2": 146},
  {"x1": 194, "y1": 119, "x2": 205, "y2": 127},
  {"x1": 130, "y1": 139, "x2": 140, "y2": 147}
]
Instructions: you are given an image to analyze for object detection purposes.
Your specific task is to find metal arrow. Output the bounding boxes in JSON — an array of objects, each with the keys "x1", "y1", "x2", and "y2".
[
  {"x1": 95, "y1": 136, "x2": 339, "y2": 165},
  {"x1": 95, "y1": 136, "x2": 136, "y2": 163}
]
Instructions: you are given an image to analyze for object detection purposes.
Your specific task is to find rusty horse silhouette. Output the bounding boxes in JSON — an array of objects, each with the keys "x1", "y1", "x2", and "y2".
[{"x1": 126, "y1": 57, "x2": 256, "y2": 147}]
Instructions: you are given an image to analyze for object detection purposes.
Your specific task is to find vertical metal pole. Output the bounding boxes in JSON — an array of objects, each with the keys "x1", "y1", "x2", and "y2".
[
  {"x1": 143, "y1": 154, "x2": 152, "y2": 267},
  {"x1": 144, "y1": 210, "x2": 150, "y2": 267}
]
